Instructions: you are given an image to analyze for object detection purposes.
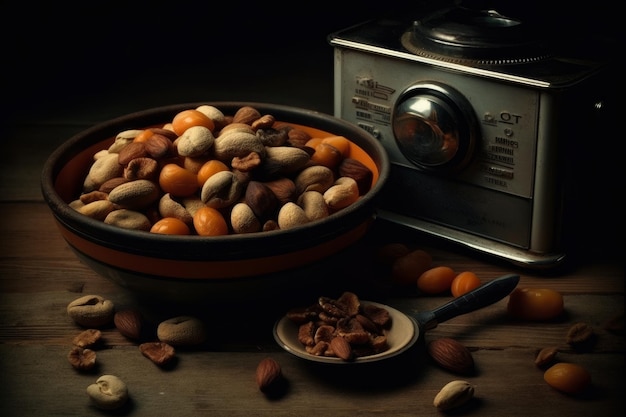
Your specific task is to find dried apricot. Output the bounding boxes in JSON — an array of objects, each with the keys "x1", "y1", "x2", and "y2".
[
  {"x1": 391, "y1": 249, "x2": 432, "y2": 286},
  {"x1": 310, "y1": 142, "x2": 343, "y2": 169},
  {"x1": 171, "y1": 109, "x2": 215, "y2": 136},
  {"x1": 150, "y1": 217, "x2": 191, "y2": 235},
  {"x1": 133, "y1": 129, "x2": 155, "y2": 143},
  {"x1": 507, "y1": 288, "x2": 564, "y2": 321},
  {"x1": 304, "y1": 137, "x2": 323, "y2": 149},
  {"x1": 193, "y1": 206, "x2": 228, "y2": 236},
  {"x1": 417, "y1": 266, "x2": 456, "y2": 295},
  {"x1": 196, "y1": 159, "x2": 229, "y2": 187},
  {"x1": 159, "y1": 163, "x2": 199, "y2": 197},
  {"x1": 321, "y1": 136, "x2": 351, "y2": 157},
  {"x1": 450, "y1": 271, "x2": 481, "y2": 297},
  {"x1": 544, "y1": 362, "x2": 591, "y2": 395}
]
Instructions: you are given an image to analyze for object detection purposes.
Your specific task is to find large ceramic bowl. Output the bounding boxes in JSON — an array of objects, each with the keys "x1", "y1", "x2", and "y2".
[{"x1": 41, "y1": 102, "x2": 390, "y2": 305}]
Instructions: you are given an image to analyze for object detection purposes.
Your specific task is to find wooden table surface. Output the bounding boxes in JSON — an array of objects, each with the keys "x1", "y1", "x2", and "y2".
[{"x1": 1, "y1": 3, "x2": 623, "y2": 416}]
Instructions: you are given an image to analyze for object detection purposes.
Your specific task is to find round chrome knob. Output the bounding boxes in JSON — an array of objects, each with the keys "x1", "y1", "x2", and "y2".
[{"x1": 392, "y1": 82, "x2": 479, "y2": 173}]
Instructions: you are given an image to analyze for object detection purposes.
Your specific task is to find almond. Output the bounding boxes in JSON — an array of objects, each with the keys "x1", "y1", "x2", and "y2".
[
  {"x1": 427, "y1": 338, "x2": 475, "y2": 375},
  {"x1": 330, "y1": 336, "x2": 353, "y2": 361},
  {"x1": 145, "y1": 133, "x2": 173, "y2": 159},
  {"x1": 534, "y1": 346, "x2": 559, "y2": 368},
  {"x1": 117, "y1": 141, "x2": 148, "y2": 165},
  {"x1": 255, "y1": 357, "x2": 283, "y2": 394},
  {"x1": 114, "y1": 309, "x2": 144, "y2": 341}
]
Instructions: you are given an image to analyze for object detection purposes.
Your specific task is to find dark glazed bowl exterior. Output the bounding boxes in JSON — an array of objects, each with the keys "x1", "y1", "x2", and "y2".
[{"x1": 41, "y1": 102, "x2": 390, "y2": 304}]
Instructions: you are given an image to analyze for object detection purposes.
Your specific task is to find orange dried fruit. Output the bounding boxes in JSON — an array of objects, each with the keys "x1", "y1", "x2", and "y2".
[
  {"x1": 171, "y1": 109, "x2": 215, "y2": 136},
  {"x1": 544, "y1": 362, "x2": 591, "y2": 395},
  {"x1": 450, "y1": 271, "x2": 481, "y2": 297},
  {"x1": 150, "y1": 217, "x2": 191, "y2": 235},
  {"x1": 192, "y1": 206, "x2": 228, "y2": 236},
  {"x1": 196, "y1": 159, "x2": 229, "y2": 187},
  {"x1": 507, "y1": 288, "x2": 564, "y2": 321},
  {"x1": 417, "y1": 266, "x2": 456, "y2": 295},
  {"x1": 159, "y1": 163, "x2": 199, "y2": 197},
  {"x1": 391, "y1": 248, "x2": 432, "y2": 286}
]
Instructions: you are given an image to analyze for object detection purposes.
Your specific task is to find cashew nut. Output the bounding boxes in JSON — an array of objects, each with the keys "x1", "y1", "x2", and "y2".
[
  {"x1": 86, "y1": 374, "x2": 129, "y2": 410},
  {"x1": 323, "y1": 176, "x2": 360, "y2": 210}
]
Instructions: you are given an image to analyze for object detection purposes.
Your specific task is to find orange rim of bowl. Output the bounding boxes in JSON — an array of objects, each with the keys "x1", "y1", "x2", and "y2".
[{"x1": 57, "y1": 218, "x2": 372, "y2": 279}]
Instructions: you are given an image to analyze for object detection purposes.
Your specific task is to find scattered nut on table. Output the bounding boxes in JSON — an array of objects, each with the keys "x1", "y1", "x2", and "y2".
[
  {"x1": 565, "y1": 322, "x2": 594, "y2": 347},
  {"x1": 86, "y1": 374, "x2": 129, "y2": 410},
  {"x1": 114, "y1": 309, "x2": 144, "y2": 341},
  {"x1": 256, "y1": 357, "x2": 284, "y2": 395},
  {"x1": 68, "y1": 347, "x2": 97, "y2": 371},
  {"x1": 427, "y1": 338, "x2": 475, "y2": 375},
  {"x1": 67, "y1": 295, "x2": 115, "y2": 328},
  {"x1": 157, "y1": 315, "x2": 207, "y2": 346},
  {"x1": 72, "y1": 329, "x2": 102, "y2": 348},
  {"x1": 433, "y1": 380, "x2": 475, "y2": 411},
  {"x1": 139, "y1": 342, "x2": 176, "y2": 366},
  {"x1": 534, "y1": 346, "x2": 559, "y2": 368}
]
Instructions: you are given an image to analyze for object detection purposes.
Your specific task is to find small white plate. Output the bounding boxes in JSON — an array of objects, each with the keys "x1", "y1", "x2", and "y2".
[{"x1": 273, "y1": 301, "x2": 419, "y2": 364}]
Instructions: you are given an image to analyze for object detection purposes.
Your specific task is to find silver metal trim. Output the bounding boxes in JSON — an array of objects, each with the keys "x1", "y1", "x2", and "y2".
[
  {"x1": 377, "y1": 209, "x2": 566, "y2": 269},
  {"x1": 329, "y1": 38, "x2": 552, "y2": 88}
]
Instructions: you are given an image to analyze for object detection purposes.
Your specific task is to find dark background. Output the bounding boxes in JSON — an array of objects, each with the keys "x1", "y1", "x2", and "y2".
[
  {"x1": 0, "y1": 0, "x2": 622, "y2": 259},
  {"x1": 2, "y1": 0, "x2": 620, "y2": 123}
]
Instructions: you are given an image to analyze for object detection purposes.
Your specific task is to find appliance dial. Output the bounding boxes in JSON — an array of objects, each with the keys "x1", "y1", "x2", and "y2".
[{"x1": 392, "y1": 82, "x2": 479, "y2": 173}]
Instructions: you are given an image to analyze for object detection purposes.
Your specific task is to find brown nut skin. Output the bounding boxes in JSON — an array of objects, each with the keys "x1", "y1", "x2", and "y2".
[
  {"x1": 114, "y1": 309, "x2": 144, "y2": 341},
  {"x1": 338, "y1": 157, "x2": 373, "y2": 195},
  {"x1": 245, "y1": 181, "x2": 280, "y2": 222},
  {"x1": 139, "y1": 342, "x2": 176, "y2": 366},
  {"x1": 67, "y1": 295, "x2": 115, "y2": 328},
  {"x1": 255, "y1": 357, "x2": 286, "y2": 397},
  {"x1": 233, "y1": 106, "x2": 261, "y2": 125},
  {"x1": 73, "y1": 329, "x2": 103, "y2": 348},
  {"x1": 535, "y1": 346, "x2": 559, "y2": 368},
  {"x1": 68, "y1": 347, "x2": 97, "y2": 371},
  {"x1": 427, "y1": 338, "x2": 475, "y2": 375}
]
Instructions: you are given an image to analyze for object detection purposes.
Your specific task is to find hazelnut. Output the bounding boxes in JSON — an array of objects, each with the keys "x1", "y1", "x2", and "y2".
[
  {"x1": 245, "y1": 181, "x2": 280, "y2": 221},
  {"x1": 338, "y1": 157, "x2": 373, "y2": 195}
]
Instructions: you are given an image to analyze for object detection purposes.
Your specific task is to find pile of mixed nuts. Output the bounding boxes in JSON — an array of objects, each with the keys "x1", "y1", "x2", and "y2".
[{"x1": 71, "y1": 104, "x2": 375, "y2": 235}]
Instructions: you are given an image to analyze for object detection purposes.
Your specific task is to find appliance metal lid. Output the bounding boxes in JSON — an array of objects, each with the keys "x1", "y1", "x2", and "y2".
[{"x1": 402, "y1": 6, "x2": 552, "y2": 65}]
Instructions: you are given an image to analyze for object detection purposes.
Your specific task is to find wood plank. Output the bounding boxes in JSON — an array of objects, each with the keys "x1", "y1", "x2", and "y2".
[{"x1": 0, "y1": 345, "x2": 622, "y2": 417}]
